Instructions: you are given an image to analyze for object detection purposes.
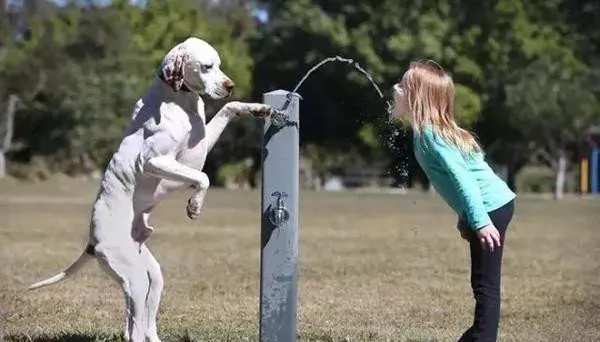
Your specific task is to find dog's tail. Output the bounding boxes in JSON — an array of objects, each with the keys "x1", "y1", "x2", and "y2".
[{"x1": 27, "y1": 244, "x2": 95, "y2": 290}]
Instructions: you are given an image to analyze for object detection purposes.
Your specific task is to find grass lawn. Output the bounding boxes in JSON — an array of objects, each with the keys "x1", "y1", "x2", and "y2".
[{"x1": 1, "y1": 177, "x2": 599, "y2": 341}]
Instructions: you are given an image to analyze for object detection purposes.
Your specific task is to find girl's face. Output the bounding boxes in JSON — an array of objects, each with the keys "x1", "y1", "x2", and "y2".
[{"x1": 392, "y1": 73, "x2": 410, "y2": 120}]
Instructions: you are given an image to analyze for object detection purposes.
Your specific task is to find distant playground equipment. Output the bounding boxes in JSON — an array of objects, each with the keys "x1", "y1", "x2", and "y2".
[{"x1": 580, "y1": 126, "x2": 600, "y2": 195}]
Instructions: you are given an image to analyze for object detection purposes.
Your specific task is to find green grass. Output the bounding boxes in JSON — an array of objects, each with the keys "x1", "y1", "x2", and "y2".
[{"x1": 1, "y1": 177, "x2": 599, "y2": 341}]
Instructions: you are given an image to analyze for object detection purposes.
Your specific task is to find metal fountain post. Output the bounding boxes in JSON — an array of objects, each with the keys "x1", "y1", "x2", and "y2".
[{"x1": 259, "y1": 90, "x2": 301, "y2": 342}]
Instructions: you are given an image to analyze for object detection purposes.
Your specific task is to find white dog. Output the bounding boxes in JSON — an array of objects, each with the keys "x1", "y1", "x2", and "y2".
[{"x1": 26, "y1": 37, "x2": 273, "y2": 342}]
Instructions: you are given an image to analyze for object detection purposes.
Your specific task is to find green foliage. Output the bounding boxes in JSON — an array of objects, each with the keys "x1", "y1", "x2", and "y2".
[
  {"x1": 7, "y1": 156, "x2": 53, "y2": 181},
  {"x1": 1, "y1": 0, "x2": 257, "y2": 177},
  {"x1": 0, "y1": 0, "x2": 598, "y2": 193},
  {"x1": 358, "y1": 123, "x2": 378, "y2": 149},
  {"x1": 216, "y1": 158, "x2": 254, "y2": 189},
  {"x1": 454, "y1": 84, "x2": 482, "y2": 126},
  {"x1": 505, "y1": 54, "x2": 599, "y2": 149},
  {"x1": 515, "y1": 165, "x2": 555, "y2": 193}
]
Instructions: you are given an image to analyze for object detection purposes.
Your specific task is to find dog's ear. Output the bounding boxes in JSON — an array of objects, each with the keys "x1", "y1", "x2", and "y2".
[{"x1": 160, "y1": 45, "x2": 188, "y2": 92}]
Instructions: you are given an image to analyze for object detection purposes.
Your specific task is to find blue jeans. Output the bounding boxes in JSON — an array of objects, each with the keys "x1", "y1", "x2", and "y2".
[{"x1": 458, "y1": 200, "x2": 515, "y2": 342}]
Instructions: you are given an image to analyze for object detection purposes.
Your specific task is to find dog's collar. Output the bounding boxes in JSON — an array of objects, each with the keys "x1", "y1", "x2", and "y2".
[{"x1": 156, "y1": 69, "x2": 192, "y2": 92}]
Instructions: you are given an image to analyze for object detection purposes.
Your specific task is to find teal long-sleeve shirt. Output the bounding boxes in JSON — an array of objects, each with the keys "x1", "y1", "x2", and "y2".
[{"x1": 413, "y1": 125, "x2": 516, "y2": 231}]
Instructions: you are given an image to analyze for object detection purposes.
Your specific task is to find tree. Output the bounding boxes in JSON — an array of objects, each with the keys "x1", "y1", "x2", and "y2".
[
  {"x1": 251, "y1": 0, "x2": 484, "y2": 186},
  {"x1": 505, "y1": 55, "x2": 600, "y2": 199},
  {"x1": 0, "y1": 0, "x2": 51, "y2": 178},
  {"x1": 0, "y1": 94, "x2": 17, "y2": 178},
  {"x1": 1, "y1": 0, "x2": 259, "y2": 180}
]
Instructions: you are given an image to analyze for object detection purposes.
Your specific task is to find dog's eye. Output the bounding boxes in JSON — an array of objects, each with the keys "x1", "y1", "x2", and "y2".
[{"x1": 202, "y1": 64, "x2": 213, "y2": 71}]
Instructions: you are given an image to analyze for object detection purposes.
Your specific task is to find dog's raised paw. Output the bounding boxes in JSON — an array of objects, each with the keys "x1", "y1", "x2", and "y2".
[
  {"x1": 249, "y1": 104, "x2": 272, "y2": 118},
  {"x1": 186, "y1": 197, "x2": 202, "y2": 220}
]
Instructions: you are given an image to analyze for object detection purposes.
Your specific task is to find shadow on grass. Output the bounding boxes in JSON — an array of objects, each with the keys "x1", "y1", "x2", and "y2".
[
  {"x1": 1, "y1": 333, "x2": 200, "y2": 342},
  {"x1": 2, "y1": 332, "x2": 246, "y2": 342},
  {"x1": 299, "y1": 331, "x2": 440, "y2": 342},
  {"x1": 3, "y1": 332, "x2": 440, "y2": 342},
  {"x1": 2, "y1": 333, "x2": 119, "y2": 342}
]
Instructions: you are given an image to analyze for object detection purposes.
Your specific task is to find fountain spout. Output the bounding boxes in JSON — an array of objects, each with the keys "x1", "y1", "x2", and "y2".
[{"x1": 270, "y1": 92, "x2": 302, "y2": 127}]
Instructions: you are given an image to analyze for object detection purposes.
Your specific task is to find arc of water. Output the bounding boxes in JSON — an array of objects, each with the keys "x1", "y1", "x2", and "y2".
[
  {"x1": 290, "y1": 56, "x2": 354, "y2": 94},
  {"x1": 270, "y1": 55, "x2": 395, "y2": 127},
  {"x1": 291, "y1": 56, "x2": 393, "y2": 115}
]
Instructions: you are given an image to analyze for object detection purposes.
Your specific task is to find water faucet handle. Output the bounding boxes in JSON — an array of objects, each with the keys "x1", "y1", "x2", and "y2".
[{"x1": 270, "y1": 108, "x2": 289, "y2": 127}]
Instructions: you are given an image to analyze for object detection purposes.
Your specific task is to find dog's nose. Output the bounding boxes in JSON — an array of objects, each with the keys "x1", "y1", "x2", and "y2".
[{"x1": 224, "y1": 80, "x2": 235, "y2": 93}]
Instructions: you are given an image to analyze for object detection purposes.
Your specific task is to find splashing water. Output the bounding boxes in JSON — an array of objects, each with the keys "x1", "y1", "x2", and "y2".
[{"x1": 271, "y1": 55, "x2": 410, "y2": 186}]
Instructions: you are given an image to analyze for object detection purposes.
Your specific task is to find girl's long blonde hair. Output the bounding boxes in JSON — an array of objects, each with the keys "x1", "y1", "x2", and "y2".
[{"x1": 404, "y1": 60, "x2": 481, "y2": 153}]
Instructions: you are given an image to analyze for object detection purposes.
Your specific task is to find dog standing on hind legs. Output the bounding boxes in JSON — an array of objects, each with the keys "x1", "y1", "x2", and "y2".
[{"x1": 26, "y1": 37, "x2": 273, "y2": 342}]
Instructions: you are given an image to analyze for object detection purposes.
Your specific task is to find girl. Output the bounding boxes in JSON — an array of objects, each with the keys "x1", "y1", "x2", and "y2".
[{"x1": 392, "y1": 60, "x2": 516, "y2": 342}]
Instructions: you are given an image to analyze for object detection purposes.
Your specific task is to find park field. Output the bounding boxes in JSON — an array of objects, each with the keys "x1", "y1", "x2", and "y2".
[{"x1": 1, "y1": 178, "x2": 599, "y2": 342}]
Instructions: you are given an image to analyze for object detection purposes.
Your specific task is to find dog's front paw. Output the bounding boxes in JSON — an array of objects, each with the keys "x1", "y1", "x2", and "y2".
[
  {"x1": 226, "y1": 102, "x2": 272, "y2": 118},
  {"x1": 186, "y1": 197, "x2": 202, "y2": 220},
  {"x1": 247, "y1": 103, "x2": 272, "y2": 118}
]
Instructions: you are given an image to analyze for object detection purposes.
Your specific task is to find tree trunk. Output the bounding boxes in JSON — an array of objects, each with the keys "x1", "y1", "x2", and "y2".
[
  {"x1": 0, "y1": 151, "x2": 5, "y2": 178},
  {"x1": 554, "y1": 148, "x2": 567, "y2": 200},
  {"x1": 0, "y1": 94, "x2": 19, "y2": 179}
]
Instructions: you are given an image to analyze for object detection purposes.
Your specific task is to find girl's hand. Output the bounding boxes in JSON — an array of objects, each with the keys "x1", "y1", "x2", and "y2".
[{"x1": 475, "y1": 224, "x2": 501, "y2": 252}]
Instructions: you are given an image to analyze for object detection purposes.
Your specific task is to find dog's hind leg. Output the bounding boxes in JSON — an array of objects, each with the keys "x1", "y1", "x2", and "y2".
[
  {"x1": 140, "y1": 245, "x2": 164, "y2": 342},
  {"x1": 94, "y1": 243, "x2": 150, "y2": 342}
]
